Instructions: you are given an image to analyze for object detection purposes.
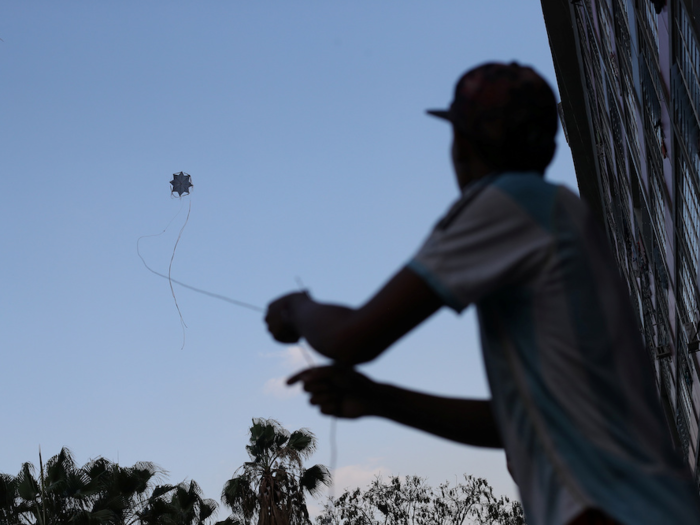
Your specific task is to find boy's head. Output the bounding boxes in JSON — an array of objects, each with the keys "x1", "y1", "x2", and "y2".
[{"x1": 427, "y1": 62, "x2": 558, "y2": 174}]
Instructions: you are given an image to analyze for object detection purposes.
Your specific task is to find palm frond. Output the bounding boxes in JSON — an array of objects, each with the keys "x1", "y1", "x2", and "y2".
[
  {"x1": 150, "y1": 484, "x2": 177, "y2": 500},
  {"x1": 299, "y1": 465, "x2": 331, "y2": 497},
  {"x1": 16, "y1": 463, "x2": 39, "y2": 501},
  {"x1": 199, "y1": 498, "x2": 218, "y2": 522},
  {"x1": 221, "y1": 474, "x2": 257, "y2": 520},
  {"x1": 0, "y1": 473, "x2": 18, "y2": 507},
  {"x1": 286, "y1": 430, "x2": 316, "y2": 458}
]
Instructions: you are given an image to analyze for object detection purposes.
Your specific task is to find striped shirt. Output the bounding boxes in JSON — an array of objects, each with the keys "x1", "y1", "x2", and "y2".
[{"x1": 408, "y1": 172, "x2": 700, "y2": 525}]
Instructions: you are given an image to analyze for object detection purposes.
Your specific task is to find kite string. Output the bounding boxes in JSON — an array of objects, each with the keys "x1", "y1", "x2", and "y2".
[
  {"x1": 136, "y1": 208, "x2": 264, "y2": 313},
  {"x1": 139, "y1": 219, "x2": 337, "y2": 487},
  {"x1": 138, "y1": 198, "x2": 186, "y2": 242},
  {"x1": 169, "y1": 200, "x2": 192, "y2": 350}
]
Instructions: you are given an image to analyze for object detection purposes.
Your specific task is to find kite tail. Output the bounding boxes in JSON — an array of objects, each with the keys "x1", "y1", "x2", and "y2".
[
  {"x1": 137, "y1": 206, "x2": 264, "y2": 314},
  {"x1": 169, "y1": 200, "x2": 191, "y2": 350}
]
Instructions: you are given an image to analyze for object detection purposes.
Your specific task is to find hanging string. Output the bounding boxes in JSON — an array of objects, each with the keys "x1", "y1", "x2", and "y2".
[
  {"x1": 328, "y1": 417, "x2": 337, "y2": 500},
  {"x1": 297, "y1": 337, "x2": 337, "y2": 499},
  {"x1": 295, "y1": 276, "x2": 337, "y2": 500}
]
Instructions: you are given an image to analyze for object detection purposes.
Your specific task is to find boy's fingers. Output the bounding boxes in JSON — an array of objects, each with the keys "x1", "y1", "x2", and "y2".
[
  {"x1": 287, "y1": 369, "x2": 311, "y2": 385},
  {"x1": 286, "y1": 365, "x2": 368, "y2": 419},
  {"x1": 287, "y1": 365, "x2": 338, "y2": 385},
  {"x1": 303, "y1": 381, "x2": 331, "y2": 394}
]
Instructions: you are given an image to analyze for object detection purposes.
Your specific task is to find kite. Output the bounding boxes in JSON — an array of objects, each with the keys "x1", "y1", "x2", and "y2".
[
  {"x1": 137, "y1": 171, "x2": 263, "y2": 350},
  {"x1": 170, "y1": 171, "x2": 193, "y2": 197},
  {"x1": 137, "y1": 172, "x2": 334, "y2": 482}
]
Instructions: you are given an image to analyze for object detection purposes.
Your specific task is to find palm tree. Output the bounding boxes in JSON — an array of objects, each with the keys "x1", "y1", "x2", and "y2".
[
  {"x1": 80, "y1": 456, "x2": 166, "y2": 524},
  {"x1": 12, "y1": 448, "x2": 85, "y2": 525},
  {"x1": 0, "y1": 447, "x2": 207, "y2": 525},
  {"x1": 139, "y1": 480, "x2": 218, "y2": 525},
  {"x1": 0, "y1": 471, "x2": 25, "y2": 524},
  {"x1": 218, "y1": 419, "x2": 331, "y2": 525}
]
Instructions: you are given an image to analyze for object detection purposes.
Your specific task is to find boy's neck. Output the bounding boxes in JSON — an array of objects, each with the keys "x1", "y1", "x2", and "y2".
[{"x1": 455, "y1": 162, "x2": 494, "y2": 192}]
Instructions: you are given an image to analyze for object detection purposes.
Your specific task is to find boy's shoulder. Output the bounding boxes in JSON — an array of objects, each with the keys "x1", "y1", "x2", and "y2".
[
  {"x1": 490, "y1": 170, "x2": 557, "y2": 198},
  {"x1": 486, "y1": 171, "x2": 586, "y2": 232},
  {"x1": 490, "y1": 171, "x2": 580, "y2": 201},
  {"x1": 437, "y1": 172, "x2": 578, "y2": 233},
  {"x1": 487, "y1": 171, "x2": 560, "y2": 229}
]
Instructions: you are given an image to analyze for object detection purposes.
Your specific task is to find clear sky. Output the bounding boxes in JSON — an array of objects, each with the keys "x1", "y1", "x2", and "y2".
[{"x1": 0, "y1": 0, "x2": 577, "y2": 516}]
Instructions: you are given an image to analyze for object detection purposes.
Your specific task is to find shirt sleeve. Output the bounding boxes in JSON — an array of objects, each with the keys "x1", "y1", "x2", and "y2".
[{"x1": 408, "y1": 184, "x2": 553, "y2": 312}]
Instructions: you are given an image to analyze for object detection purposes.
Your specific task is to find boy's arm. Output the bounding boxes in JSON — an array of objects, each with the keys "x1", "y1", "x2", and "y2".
[
  {"x1": 265, "y1": 266, "x2": 444, "y2": 365},
  {"x1": 288, "y1": 366, "x2": 503, "y2": 449}
]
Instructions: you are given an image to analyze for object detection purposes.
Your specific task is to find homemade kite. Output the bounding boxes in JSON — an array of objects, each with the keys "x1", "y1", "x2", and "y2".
[
  {"x1": 170, "y1": 171, "x2": 193, "y2": 197},
  {"x1": 136, "y1": 173, "x2": 332, "y2": 483},
  {"x1": 137, "y1": 172, "x2": 264, "y2": 350}
]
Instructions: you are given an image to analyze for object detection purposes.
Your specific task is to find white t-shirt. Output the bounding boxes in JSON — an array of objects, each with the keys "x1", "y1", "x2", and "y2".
[{"x1": 408, "y1": 172, "x2": 700, "y2": 525}]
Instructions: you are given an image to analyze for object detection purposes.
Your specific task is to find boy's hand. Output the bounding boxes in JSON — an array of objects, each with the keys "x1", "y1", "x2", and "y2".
[
  {"x1": 265, "y1": 292, "x2": 309, "y2": 343},
  {"x1": 287, "y1": 365, "x2": 378, "y2": 419}
]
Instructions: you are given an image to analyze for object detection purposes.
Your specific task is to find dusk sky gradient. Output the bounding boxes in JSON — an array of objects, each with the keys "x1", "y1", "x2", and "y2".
[{"x1": 1, "y1": 1, "x2": 578, "y2": 515}]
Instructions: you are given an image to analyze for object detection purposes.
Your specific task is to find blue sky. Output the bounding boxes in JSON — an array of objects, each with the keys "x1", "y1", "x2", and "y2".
[{"x1": 0, "y1": 0, "x2": 577, "y2": 515}]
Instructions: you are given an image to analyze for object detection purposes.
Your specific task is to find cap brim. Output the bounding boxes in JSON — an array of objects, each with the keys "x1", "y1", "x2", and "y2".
[{"x1": 426, "y1": 109, "x2": 452, "y2": 121}]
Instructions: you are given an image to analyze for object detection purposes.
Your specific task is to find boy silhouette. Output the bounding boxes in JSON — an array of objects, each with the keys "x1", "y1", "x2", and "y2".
[{"x1": 265, "y1": 63, "x2": 700, "y2": 525}]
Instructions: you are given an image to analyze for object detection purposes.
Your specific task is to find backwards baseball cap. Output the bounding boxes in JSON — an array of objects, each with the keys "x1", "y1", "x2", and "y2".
[{"x1": 427, "y1": 62, "x2": 558, "y2": 172}]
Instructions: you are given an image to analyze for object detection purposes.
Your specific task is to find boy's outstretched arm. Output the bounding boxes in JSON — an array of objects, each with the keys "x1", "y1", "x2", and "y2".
[
  {"x1": 265, "y1": 266, "x2": 444, "y2": 365},
  {"x1": 288, "y1": 366, "x2": 503, "y2": 449}
]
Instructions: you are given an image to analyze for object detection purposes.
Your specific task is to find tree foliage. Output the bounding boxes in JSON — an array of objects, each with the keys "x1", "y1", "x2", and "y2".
[
  {"x1": 0, "y1": 429, "x2": 522, "y2": 525},
  {"x1": 217, "y1": 418, "x2": 331, "y2": 525},
  {"x1": 139, "y1": 480, "x2": 218, "y2": 525},
  {"x1": 315, "y1": 475, "x2": 525, "y2": 525},
  {"x1": 0, "y1": 447, "x2": 217, "y2": 525}
]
